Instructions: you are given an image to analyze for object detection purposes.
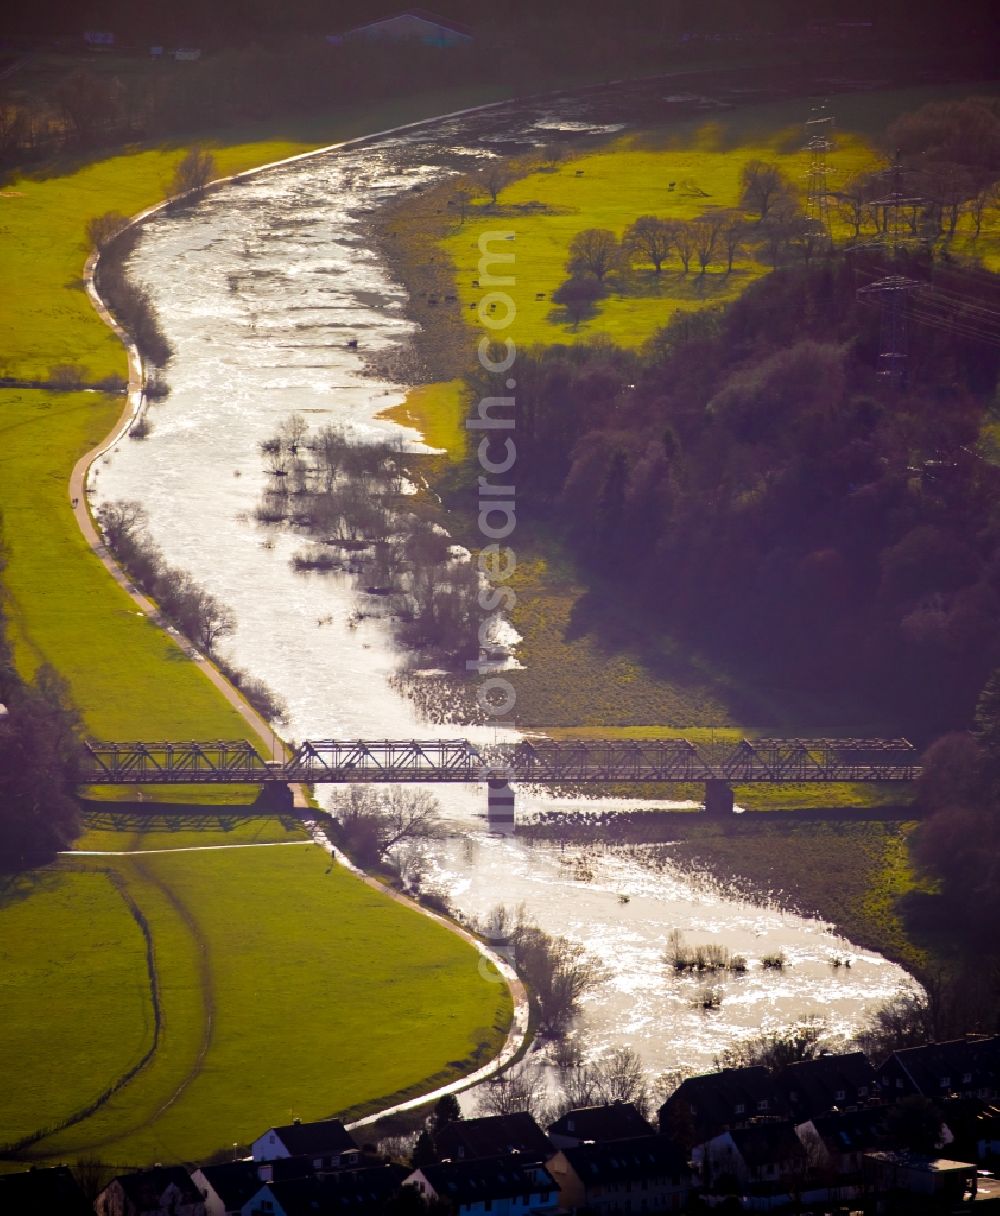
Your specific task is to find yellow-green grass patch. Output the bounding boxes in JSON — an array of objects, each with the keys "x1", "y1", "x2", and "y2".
[
  {"x1": 27, "y1": 846, "x2": 511, "y2": 1164},
  {"x1": 442, "y1": 124, "x2": 879, "y2": 350},
  {"x1": 75, "y1": 808, "x2": 308, "y2": 853},
  {"x1": 0, "y1": 865, "x2": 152, "y2": 1147},
  {"x1": 0, "y1": 389, "x2": 263, "y2": 748},
  {"x1": 377, "y1": 379, "x2": 468, "y2": 461}
]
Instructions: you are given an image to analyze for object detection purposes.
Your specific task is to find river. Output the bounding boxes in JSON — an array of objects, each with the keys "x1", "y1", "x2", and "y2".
[{"x1": 92, "y1": 84, "x2": 917, "y2": 1097}]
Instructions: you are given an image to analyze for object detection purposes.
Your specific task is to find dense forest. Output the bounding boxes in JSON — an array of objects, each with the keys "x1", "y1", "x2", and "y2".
[{"x1": 459, "y1": 249, "x2": 1000, "y2": 739}]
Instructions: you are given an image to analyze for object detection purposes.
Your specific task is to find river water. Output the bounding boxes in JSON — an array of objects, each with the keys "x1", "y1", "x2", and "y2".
[{"x1": 92, "y1": 85, "x2": 917, "y2": 1093}]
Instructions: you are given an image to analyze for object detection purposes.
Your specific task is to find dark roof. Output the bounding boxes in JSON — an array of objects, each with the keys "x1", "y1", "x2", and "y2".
[
  {"x1": 560, "y1": 1135, "x2": 691, "y2": 1186},
  {"x1": 436, "y1": 1111, "x2": 553, "y2": 1162},
  {"x1": 0, "y1": 1166, "x2": 92, "y2": 1215},
  {"x1": 112, "y1": 1165, "x2": 203, "y2": 1207},
  {"x1": 548, "y1": 1101, "x2": 655, "y2": 1143},
  {"x1": 418, "y1": 1157, "x2": 555, "y2": 1203},
  {"x1": 196, "y1": 1161, "x2": 265, "y2": 1209},
  {"x1": 882, "y1": 1036, "x2": 1000, "y2": 1096},
  {"x1": 661, "y1": 1067, "x2": 785, "y2": 1137},
  {"x1": 252, "y1": 1164, "x2": 407, "y2": 1215},
  {"x1": 346, "y1": 9, "x2": 473, "y2": 37},
  {"x1": 268, "y1": 1116, "x2": 358, "y2": 1156},
  {"x1": 729, "y1": 1121, "x2": 808, "y2": 1169},
  {"x1": 780, "y1": 1052, "x2": 878, "y2": 1116},
  {"x1": 808, "y1": 1107, "x2": 892, "y2": 1155}
]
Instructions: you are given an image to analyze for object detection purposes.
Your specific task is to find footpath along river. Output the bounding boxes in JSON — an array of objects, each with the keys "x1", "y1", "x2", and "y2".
[{"x1": 92, "y1": 83, "x2": 918, "y2": 1092}]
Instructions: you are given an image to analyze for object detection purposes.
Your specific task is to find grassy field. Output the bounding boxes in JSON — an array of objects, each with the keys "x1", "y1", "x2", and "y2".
[
  {"x1": 4, "y1": 846, "x2": 510, "y2": 1165},
  {"x1": 440, "y1": 119, "x2": 877, "y2": 350},
  {"x1": 0, "y1": 866, "x2": 152, "y2": 1146},
  {"x1": 378, "y1": 379, "x2": 469, "y2": 463},
  {"x1": 0, "y1": 86, "x2": 518, "y2": 1168}
]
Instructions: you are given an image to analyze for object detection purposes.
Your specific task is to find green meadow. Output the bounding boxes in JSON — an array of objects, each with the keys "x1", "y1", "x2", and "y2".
[
  {"x1": 442, "y1": 123, "x2": 879, "y2": 350},
  {"x1": 0, "y1": 86, "x2": 516, "y2": 1167},
  {"x1": 2, "y1": 847, "x2": 509, "y2": 1164}
]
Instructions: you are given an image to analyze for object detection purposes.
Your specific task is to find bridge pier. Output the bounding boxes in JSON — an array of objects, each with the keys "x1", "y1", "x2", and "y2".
[
  {"x1": 487, "y1": 780, "x2": 516, "y2": 834},
  {"x1": 703, "y1": 780, "x2": 735, "y2": 815},
  {"x1": 253, "y1": 782, "x2": 295, "y2": 813}
]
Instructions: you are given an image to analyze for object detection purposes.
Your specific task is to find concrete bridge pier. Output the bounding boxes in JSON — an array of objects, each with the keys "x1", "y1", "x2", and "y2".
[
  {"x1": 254, "y1": 782, "x2": 295, "y2": 813},
  {"x1": 487, "y1": 779, "x2": 516, "y2": 834},
  {"x1": 703, "y1": 779, "x2": 735, "y2": 815}
]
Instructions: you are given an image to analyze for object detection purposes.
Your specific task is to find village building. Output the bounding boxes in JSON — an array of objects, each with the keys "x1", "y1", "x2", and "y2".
[
  {"x1": 695, "y1": 1119, "x2": 808, "y2": 1201},
  {"x1": 659, "y1": 1065, "x2": 788, "y2": 1145},
  {"x1": 331, "y1": 9, "x2": 473, "y2": 49},
  {"x1": 0, "y1": 1165, "x2": 92, "y2": 1215},
  {"x1": 877, "y1": 1035, "x2": 1000, "y2": 1103},
  {"x1": 95, "y1": 1166, "x2": 206, "y2": 1216},
  {"x1": 547, "y1": 1101, "x2": 655, "y2": 1149},
  {"x1": 546, "y1": 1134, "x2": 694, "y2": 1214},
  {"x1": 249, "y1": 1115, "x2": 359, "y2": 1164},
  {"x1": 241, "y1": 1163, "x2": 407, "y2": 1215},
  {"x1": 406, "y1": 1156, "x2": 559, "y2": 1214},
  {"x1": 435, "y1": 1110, "x2": 554, "y2": 1162},
  {"x1": 862, "y1": 1150, "x2": 980, "y2": 1206},
  {"x1": 778, "y1": 1050, "x2": 879, "y2": 1121}
]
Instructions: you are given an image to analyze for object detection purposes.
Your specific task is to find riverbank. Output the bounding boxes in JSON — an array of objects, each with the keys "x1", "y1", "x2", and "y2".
[
  {"x1": 365, "y1": 84, "x2": 971, "y2": 989},
  {"x1": 0, "y1": 89, "x2": 533, "y2": 1166}
]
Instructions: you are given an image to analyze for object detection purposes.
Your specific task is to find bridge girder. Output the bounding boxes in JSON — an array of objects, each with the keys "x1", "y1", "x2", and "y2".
[{"x1": 79, "y1": 737, "x2": 921, "y2": 785}]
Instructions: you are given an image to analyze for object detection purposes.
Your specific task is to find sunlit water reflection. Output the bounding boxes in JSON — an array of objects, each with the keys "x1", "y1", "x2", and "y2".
[{"x1": 93, "y1": 88, "x2": 917, "y2": 1086}]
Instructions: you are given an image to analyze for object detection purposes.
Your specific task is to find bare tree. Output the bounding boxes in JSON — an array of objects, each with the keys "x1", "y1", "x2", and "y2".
[
  {"x1": 96, "y1": 499, "x2": 147, "y2": 551},
  {"x1": 171, "y1": 146, "x2": 217, "y2": 198},
  {"x1": 552, "y1": 1047, "x2": 652, "y2": 1119},
  {"x1": 511, "y1": 920, "x2": 606, "y2": 1037},
  {"x1": 623, "y1": 216, "x2": 674, "y2": 274},
  {"x1": 332, "y1": 786, "x2": 441, "y2": 865},
  {"x1": 740, "y1": 159, "x2": 795, "y2": 220},
  {"x1": 448, "y1": 180, "x2": 476, "y2": 224},
  {"x1": 693, "y1": 212, "x2": 726, "y2": 273},
  {"x1": 478, "y1": 159, "x2": 513, "y2": 205},
  {"x1": 717, "y1": 210, "x2": 749, "y2": 272},
  {"x1": 670, "y1": 220, "x2": 697, "y2": 274},
  {"x1": 477, "y1": 1060, "x2": 547, "y2": 1117},
  {"x1": 86, "y1": 210, "x2": 129, "y2": 250},
  {"x1": 567, "y1": 228, "x2": 621, "y2": 282}
]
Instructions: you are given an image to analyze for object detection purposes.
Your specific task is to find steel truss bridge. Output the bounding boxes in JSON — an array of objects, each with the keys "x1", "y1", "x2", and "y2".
[{"x1": 80, "y1": 737, "x2": 920, "y2": 786}]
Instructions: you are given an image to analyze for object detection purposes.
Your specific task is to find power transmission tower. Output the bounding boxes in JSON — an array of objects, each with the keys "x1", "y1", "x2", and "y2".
[
  {"x1": 805, "y1": 103, "x2": 835, "y2": 230},
  {"x1": 856, "y1": 151, "x2": 923, "y2": 384}
]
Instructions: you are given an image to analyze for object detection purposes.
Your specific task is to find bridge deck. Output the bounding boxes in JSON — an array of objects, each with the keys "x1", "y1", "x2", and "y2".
[{"x1": 80, "y1": 738, "x2": 921, "y2": 785}]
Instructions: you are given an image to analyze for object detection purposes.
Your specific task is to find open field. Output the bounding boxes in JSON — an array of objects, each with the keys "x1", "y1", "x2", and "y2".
[
  {"x1": 4, "y1": 845, "x2": 510, "y2": 1165},
  {"x1": 0, "y1": 85, "x2": 518, "y2": 1168},
  {"x1": 0, "y1": 866, "x2": 152, "y2": 1147},
  {"x1": 378, "y1": 379, "x2": 469, "y2": 464}
]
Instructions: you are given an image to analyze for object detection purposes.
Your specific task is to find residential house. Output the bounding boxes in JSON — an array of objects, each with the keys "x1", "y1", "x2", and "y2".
[
  {"x1": 877, "y1": 1035, "x2": 1000, "y2": 1103},
  {"x1": 547, "y1": 1101, "x2": 655, "y2": 1149},
  {"x1": 658, "y1": 1066, "x2": 786, "y2": 1146},
  {"x1": 546, "y1": 1134, "x2": 694, "y2": 1214},
  {"x1": 250, "y1": 1115, "x2": 359, "y2": 1164},
  {"x1": 193, "y1": 1160, "x2": 330, "y2": 1216},
  {"x1": 863, "y1": 1150, "x2": 980, "y2": 1205},
  {"x1": 332, "y1": 10, "x2": 473, "y2": 49},
  {"x1": 795, "y1": 1106, "x2": 893, "y2": 1182},
  {"x1": 700, "y1": 1118, "x2": 812, "y2": 1196},
  {"x1": 241, "y1": 1163, "x2": 408, "y2": 1215},
  {"x1": 435, "y1": 1111, "x2": 553, "y2": 1163},
  {"x1": 193, "y1": 1163, "x2": 263, "y2": 1216},
  {"x1": 778, "y1": 1051, "x2": 878, "y2": 1121},
  {"x1": 406, "y1": 1156, "x2": 559, "y2": 1214},
  {"x1": 0, "y1": 1165, "x2": 93, "y2": 1215},
  {"x1": 95, "y1": 1166, "x2": 206, "y2": 1216}
]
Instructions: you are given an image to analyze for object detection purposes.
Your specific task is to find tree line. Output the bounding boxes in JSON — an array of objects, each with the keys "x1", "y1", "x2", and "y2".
[{"x1": 0, "y1": 514, "x2": 84, "y2": 870}]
